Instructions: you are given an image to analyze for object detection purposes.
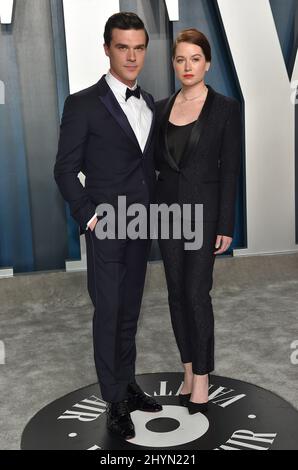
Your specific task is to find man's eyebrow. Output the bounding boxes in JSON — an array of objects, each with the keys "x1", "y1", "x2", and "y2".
[{"x1": 115, "y1": 43, "x2": 146, "y2": 48}]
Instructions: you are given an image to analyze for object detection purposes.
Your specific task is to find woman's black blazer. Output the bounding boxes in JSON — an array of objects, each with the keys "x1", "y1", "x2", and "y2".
[{"x1": 155, "y1": 84, "x2": 242, "y2": 238}]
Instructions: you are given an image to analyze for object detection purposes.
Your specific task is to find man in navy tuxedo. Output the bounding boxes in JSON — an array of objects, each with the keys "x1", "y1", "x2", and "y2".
[{"x1": 54, "y1": 12, "x2": 162, "y2": 440}]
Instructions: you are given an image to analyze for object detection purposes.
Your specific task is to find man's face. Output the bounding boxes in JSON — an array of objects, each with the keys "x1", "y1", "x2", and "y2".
[{"x1": 104, "y1": 28, "x2": 147, "y2": 87}]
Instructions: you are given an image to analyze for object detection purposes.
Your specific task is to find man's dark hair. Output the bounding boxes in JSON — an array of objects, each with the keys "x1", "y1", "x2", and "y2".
[{"x1": 104, "y1": 12, "x2": 149, "y2": 47}]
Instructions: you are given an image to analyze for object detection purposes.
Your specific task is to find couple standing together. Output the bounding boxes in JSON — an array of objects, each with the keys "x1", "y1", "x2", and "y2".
[{"x1": 54, "y1": 12, "x2": 242, "y2": 440}]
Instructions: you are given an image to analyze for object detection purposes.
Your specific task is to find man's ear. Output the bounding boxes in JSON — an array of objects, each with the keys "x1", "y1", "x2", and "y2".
[{"x1": 104, "y1": 43, "x2": 110, "y2": 58}]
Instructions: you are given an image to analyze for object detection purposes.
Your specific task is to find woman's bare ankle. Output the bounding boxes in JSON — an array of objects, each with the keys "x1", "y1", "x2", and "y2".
[
  {"x1": 180, "y1": 364, "x2": 193, "y2": 394},
  {"x1": 190, "y1": 373, "x2": 209, "y2": 403}
]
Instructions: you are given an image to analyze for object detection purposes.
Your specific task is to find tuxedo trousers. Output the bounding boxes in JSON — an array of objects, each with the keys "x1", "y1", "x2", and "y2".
[
  {"x1": 85, "y1": 229, "x2": 150, "y2": 402},
  {"x1": 158, "y1": 221, "x2": 217, "y2": 375}
]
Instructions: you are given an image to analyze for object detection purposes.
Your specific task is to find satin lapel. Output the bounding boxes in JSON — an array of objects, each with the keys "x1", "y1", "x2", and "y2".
[
  {"x1": 141, "y1": 91, "x2": 155, "y2": 155},
  {"x1": 179, "y1": 85, "x2": 216, "y2": 168},
  {"x1": 159, "y1": 90, "x2": 181, "y2": 172},
  {"x1": 97, "y1": 77, "x2": 141, "y2": 152}
]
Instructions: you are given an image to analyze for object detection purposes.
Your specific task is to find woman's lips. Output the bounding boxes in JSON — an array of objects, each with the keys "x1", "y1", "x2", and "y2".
[{"x1": 183, "y1": 74, "x2": 194, "y2": 78}]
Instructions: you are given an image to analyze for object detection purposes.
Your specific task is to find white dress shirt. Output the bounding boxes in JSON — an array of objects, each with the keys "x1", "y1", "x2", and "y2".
[{"x1": 86, "y1": 71, "x2": 153, "y2": 230}]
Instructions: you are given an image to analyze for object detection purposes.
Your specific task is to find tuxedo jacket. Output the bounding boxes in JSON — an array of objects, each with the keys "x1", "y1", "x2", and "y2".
[
  {"x1": 155, "y1": 84, "x2": 242, "y2": 238},
  {"x1": 54, "y1": 76, "x2": 156, "y2": 235}
]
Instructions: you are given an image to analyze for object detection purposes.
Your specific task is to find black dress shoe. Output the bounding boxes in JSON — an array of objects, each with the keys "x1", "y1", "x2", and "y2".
[
  {"x1": 187, "y1": 400, "x2": 208, "y2": 414},
  {"x1": 127, "y1": 382, "x2": 163, "y2": 412},
  {"x1": 106, "y1": 400, "x2": 135, "y2": 440},
  {"x1": 178, "y1": 393, "x2": 191, "y2": 407}
]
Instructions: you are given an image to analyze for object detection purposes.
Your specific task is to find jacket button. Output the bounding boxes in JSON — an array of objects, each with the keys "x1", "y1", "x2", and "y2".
[{"x1": 142, "y1": 180, "x2": 145, "y2": 184}]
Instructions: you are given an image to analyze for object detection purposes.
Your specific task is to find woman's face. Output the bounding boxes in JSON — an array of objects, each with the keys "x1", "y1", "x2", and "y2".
[{"x1": 173, "y1": 42, "x2": 210, "y2": 87}]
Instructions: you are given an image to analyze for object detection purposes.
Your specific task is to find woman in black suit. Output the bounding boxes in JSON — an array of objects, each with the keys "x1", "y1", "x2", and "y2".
[{"x1": 155, "y1": 29, "x2": 242, "y2": 414}]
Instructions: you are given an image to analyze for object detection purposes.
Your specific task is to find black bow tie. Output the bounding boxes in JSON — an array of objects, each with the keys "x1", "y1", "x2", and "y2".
[{"x1": 125, "y1": 86, "x2": 141, "y2": 101}]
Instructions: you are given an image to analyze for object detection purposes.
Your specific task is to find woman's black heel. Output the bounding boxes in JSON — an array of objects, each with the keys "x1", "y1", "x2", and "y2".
[
  {"x1": 187, "y1": 373, "x2": 210, "y2": 414},
  {"x1": 187, "y1": 401, "x2": 208, "y2": 414},
  {"x1": 178, "y1": 393, "x2": 191, "y2": 407}
]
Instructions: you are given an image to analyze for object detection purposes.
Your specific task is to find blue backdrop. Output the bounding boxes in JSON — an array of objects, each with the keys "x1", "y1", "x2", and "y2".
[{"x1": 0, "y1": 0, "x2": 297, "y2": 273}]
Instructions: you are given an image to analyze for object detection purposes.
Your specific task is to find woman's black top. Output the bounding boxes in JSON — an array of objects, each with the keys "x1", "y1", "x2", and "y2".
[{"x1": 167, "y1": 120, "x2": 196, "y2": 166}]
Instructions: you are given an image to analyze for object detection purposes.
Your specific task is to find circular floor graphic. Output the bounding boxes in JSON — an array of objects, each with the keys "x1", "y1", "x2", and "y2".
[{"x1": 21, "y1": 373, "x2": 298, "y2": 450}]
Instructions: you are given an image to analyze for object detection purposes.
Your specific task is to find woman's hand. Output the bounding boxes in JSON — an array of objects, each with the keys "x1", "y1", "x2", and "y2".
[
  {"x1": 214, "y1": 235, "x2": 232, "y2": 254},
  {"x1": 89, "y1": 217, "x2": 98, "y2": 232}
]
